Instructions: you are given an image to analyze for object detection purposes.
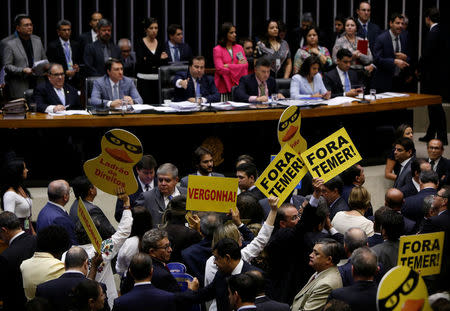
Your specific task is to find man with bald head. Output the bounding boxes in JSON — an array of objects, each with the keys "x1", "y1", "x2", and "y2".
[
  {"x1": 36, "y1": 179, "x2": 77, "y2": 245},
  {"x1": 385, "y1": 188, "x2": 417, "y2": 235}
]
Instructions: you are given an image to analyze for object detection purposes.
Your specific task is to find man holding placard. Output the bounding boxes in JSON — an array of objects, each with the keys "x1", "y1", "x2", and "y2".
[
  {"x1": 309, "y1": 177, "x2": 349, "y2": 221},
  {"x1": 180, "y1": 146, "x2": 224, "y2": 188}
]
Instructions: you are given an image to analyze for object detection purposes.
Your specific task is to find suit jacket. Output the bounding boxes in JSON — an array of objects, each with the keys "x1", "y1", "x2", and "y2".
[
  {"x1": 433, "y1": 157, "x2": 450, "y2": 186},
  {"x1": 172, "y1": 71, "x2": 220, "y2": 103},
  {"x1": 69, "y1": 199, "x2": 115, "y2": 238},
  {"x1": 36, "y1": 272, "x2": 110, "y2": 311},
  {"x1": 84, "y1": 40, "x2": 120, "y2": 76},
  {"x1": 3, "y1": 35, "x2": 47, "y2": 98},
  {"x1": 135, "y1": 186, "x2": 187, "y2": 226},
  {"x1": 393, "y1": 157, "x2": 414, "y2": 189},
  {"x1": 371, "y1": 240, "x2": 399, "y2": 275},
  {"x1": 0, "y1": 232, "x2": 36, "y2": 311},
  {"x1": 165, "y1": 222, "x2": 202, "y2": 263},
  {"x1": 152, "y1": 258, "x2": 181, "y2": 293},
  {"x1": 46, "y1": 38, "x2": 83, "y2": 71},
  {"x1": 401, "y1": 188, "x2": 437, "y2": 222},
  {"x1": 329, "y1": 197, "x2": 349, "y2": 221},
  {"x1": 403, "y1": 215, "x2": 417, "y2": 235},
  {"x1": 291, "y1": 266, "x2": 343, "y2": 311},
  {"x1": 112, "y1": 283, "x2": 176, "y2": 311},
  {"x1": 255, "y1": 295, "x2": 290, "y2": 311},
  {"x1": 78, "y1": 31, "x2": 94, "y2": 53},
  {"x1": 164, "y1": 41, "x2": 193, "y2": 63},
  {"x1": 36, "y1": 201, "x2": 77, "y2": 246},
  {"x1": 181, "y1": 238, "x2": 213, "y2": 285},
  {"x1": 234, "y1": 74, "x2": 278, "y2": 102},
  {"x1": 180, "y1": 172, "x2": 224, "y2": 188},
  {"x1": 32, "y1": 80, "x2": 81, "y2": 112},
  {"x1": 328, "y1": 280, "x2": 378, "y2": 311},
  {"x1": 373, "y1": 30, "x2": 410, "y2": 91},
  {"x1": 368, "y1": 233, "x2": 383, "y2": 247},
  {"x1": 399, "y1": 178, "x2": 418, "y2": 198},
  {"x1": 420, "y1": 24, "x2": 445, "y2": 94},
  {"x1": 121, "y1": 52, "x2": 136, "y2": 77},
  {"x1": 323, "y1": 68, "x2": 360, "y2": 98},
  {"x1": 357, "y1": 21, "x2": 382, "y2": 53},
  {"x1": 90, "y1": 75, "x2": 143, "y2": 107}
]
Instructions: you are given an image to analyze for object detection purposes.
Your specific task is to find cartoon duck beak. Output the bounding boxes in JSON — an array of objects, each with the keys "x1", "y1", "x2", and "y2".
[
  {"x1": 105, "y1": 148, "x2": 134, "y2": 163},
  {"x1": 401, "y1": 299, "x2": 424, "y2": 311},
  {"x1": 282, "y1": 125, "x2": 298, "y2": 142}
]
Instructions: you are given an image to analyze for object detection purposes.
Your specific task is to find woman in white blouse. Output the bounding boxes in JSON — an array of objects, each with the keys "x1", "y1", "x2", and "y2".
[
  {"x1": 1, "y1": 159, "x2": 35, "y2": 234},
  {"x1": 290, "y1": 55, "x2": 331, "y2": 100}
]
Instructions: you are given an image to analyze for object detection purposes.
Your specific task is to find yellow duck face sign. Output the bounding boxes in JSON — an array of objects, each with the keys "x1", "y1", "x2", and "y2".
[
  {"x1": 277, "y1": 106, "x2": 307, "y2": 154},
  {"x1": 83, "y1": 129, "x2": 142, "y2": 195},
  {"x1": 377, "y1": 266, "x2": 431, "y2": 311}
]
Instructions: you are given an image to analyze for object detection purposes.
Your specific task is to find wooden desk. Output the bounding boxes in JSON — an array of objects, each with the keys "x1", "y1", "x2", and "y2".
[{"x1": 0, "y1": 93, "x2": 441, "y2": 128}]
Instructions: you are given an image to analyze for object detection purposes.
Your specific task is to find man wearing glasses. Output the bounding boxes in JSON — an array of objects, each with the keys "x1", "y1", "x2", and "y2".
[
  {"x1": 426, "y1": 139, "x2": 450, "y2": 185},
  {"x1": 33, "y1": 63, "x2": 81, "y2": 113},
  {"x1": 136, "y1": 163, "x2": 187, "y2": 226}
]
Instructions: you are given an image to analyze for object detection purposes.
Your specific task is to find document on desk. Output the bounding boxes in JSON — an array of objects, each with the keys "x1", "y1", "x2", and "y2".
[
  {"x1": 48, "y1": 110, "x2": 90, "y2": 116},
  {"x1": 131, "y1": 104, "x2": 155, "y2": 111},
  {"x1": 277, "y1": 99, "x2": 325, "y2": 106},
  {"x1": 166, "y1": 101, "x2": 200, "y2": 111},
  {"x1": 356, "y1": 92, "x2": 409, "y2": 100},
  {"x1": 325, "y1": 97, "x2": 361, "y2": 106}
]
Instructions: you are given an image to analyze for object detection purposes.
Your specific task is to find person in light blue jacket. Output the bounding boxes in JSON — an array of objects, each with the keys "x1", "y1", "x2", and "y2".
[{"x1": 290, "y1": 55, "x2": 330, "y2": 100}]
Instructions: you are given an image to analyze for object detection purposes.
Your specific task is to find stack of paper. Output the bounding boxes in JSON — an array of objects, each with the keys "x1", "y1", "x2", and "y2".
[
  {"x1": 166, "y1": 101, "x2": 200, "y2": 111},
  {"x1": 325, "y1": 97, "x2": 360, "y2": 106},
  {"x1": 49, "y1": 110, "x2": 90, "y2": 116}
]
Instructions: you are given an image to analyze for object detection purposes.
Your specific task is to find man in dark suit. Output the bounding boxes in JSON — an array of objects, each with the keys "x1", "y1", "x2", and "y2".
[
  {"x1": 112, "y1": 252, "x2": 176, "y2": 311},
  {"x1": 236, "y1": 162, "x2": 265, "y2": 201},
  {"x1": 329, "y1": 246, "x2": 378, "y2": 311},
  {"x1": 247, "y1": 270, "x2": 290, "y2": 311},
  {"x1": 234, "y1": 57, "x2": 284, "y2": 102},
  {"x1": 35, "y1": 246, "x2": 106, "y2": 311},
  {"x1": 399, "y1": 158, "x2": 431, "y2": 198},
  {"x1": 118, "y1": 38, "x2": 136, "y2": 77},
  {"x1": 228, "y1": 273, "x2": 258, "y2": 311},
  {"x1": 68, "y1": 175, "x2": 115, "y2": 236},
  {"x1": 164, "y1": 24, "x2": 193, "y2": 64},
  {"x1": 426, "y1": 139, "x2": 450, "y2": 185},
  {"x1": 141, "y1": 229, "x2": 181, "y2": 293},
  {"x1": 310, "y1": 176, "x2": 349, "y2": 221},
  {"x1": 0, "y1": 212, "x2": 37, "y2": 311},
  {"x1": 402, "y1": 170, "x2": 439, "y2": 222},
  {"x1": 90, "y1": 58, "x2": 142, "y2": 108},
  {"x1": 173, "y1": 56, "x2": 220, "y2": 103},
  {"x1": 36, "y1": 179, "x2": 77, "y2": 245},
  {"x1": 385, "y1": 188, "x2": 417, "y2": 235},
  {"x1": 393, "y1": 137, "x2": 415, "y2": 189},
  {"x1": 115, "y1": 154, "x2": 158, "y2": 222},
  {"x1": 136, "y1": 163, "x2": 187, "y2": 227},
  {"x1": 84, "y1": 19, "x2": 120, "y2": 77},
  {"x1": 46, "y1": 20, "x2": 82, "y2": 88},
  {"x1": 32, "y1": 63, "x2": 81, "y2": 113},
  {"x1": 368, "y1": 206, "x2": 389, "y2": 247},
  {"x1": 324, "y1": 48, "x2": 362, "y2": 98},
  {"x1": 180, "y1": 146, "x2": 223, "y2": 187},
  {"x1": 373, "y1": 13, "x2": 410, "y2": 92},
  {"x1": 338, "y1": 228, "x2": 368, "y2": 287},
  {"x1": 419, "y1": 8, "x2": 447, "y2": 144},
  {"x1": 340, "y1": 164, "x2": 365, "y2": 204},
  {"x1": 78, "y1": 12, "x2": 102, "y2": 54},
  {"x1": 356, "y1": 1, "x2": 381, "y2": 54}
]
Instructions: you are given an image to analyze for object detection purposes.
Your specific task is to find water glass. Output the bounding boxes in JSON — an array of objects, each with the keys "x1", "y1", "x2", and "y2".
[{"x1": 370, "y1": 89, "x2": 377, "y2": 100}]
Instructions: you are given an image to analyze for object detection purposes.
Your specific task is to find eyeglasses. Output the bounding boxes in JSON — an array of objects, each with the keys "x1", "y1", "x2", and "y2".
[
  {"x1": 156, "y1": 242, "x2": 171, "y2": 251},
  {"x1": 434, "y1": 193, "x2": 448, "y2": 199},
  {"x1": 50, "y1": 72, "x2": 65, "y2": 77}
]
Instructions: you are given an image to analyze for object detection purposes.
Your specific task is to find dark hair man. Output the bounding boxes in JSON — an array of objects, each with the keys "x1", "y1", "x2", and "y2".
[
  {"x1": 310, "y1": 176, "x2": 349, "y2": 220},
  {"x1": 399, "y1": 158, "x2": 431, "y2": 198},
  {"x1": 180, "y1": 146, "x2": 224, "y2": 187},
  {"x1": 164, "y1": 24, "x2": 193, "y2": 63},
  {"x1": 324, "y1": 48, "x2": 362, "y2": 98},
  {"x1": 246, "y1": 270, "x2": 290, "y2": 310},
  {"x1": 393, "y1": 137, "x2": 415, "y2": 189},
  {"x1": 234, "y1": 57, "x2": 285, "y2": 102},
  {"x1": 78, "y1": 12, "x2": 103, "y2": 51},
  {"x1": 228, "y1": 273, "x2": 258, "y2": 311},
  {"x1": 356, "y1": 1, "x2": 381, "y2": 50},
  {"x1": 292, "y1": 239, "x2": 343, "y2": 311},
  {"x1": 90, "y1": 57, "x2": 143, "y2": 108},
  {"x1": 341, "y1": 164, "x2": 366, "y2": 203},
  {"x1": 173, "y1": 56, "x2": 220, "y2": 103},
  {"x1": 236, "y1": 163, "x2": 265, "y2": 201},
  {"x1": 84, "y1": 18, "x2": 121, "y2": 76}
]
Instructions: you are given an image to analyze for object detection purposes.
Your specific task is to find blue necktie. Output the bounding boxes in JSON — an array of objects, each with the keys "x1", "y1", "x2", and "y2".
[
  {"x1": 168, "y1": 195, "x2": 173, "y2": 200},
  {"x1": 195, "y1": 79, "x2": 201, "y2": 98},
  {"x1": 344, "y1": 72, "x2": 351, "y2": 93},
  {"x1": 63, "y1": 42, "x2": 73, "y2": 70},
  {"x1": 174, "y1": 46, "x2": 180, "y2": 62},
  {"x1": 362, "y1": 24, "x2": 368, "y2": 38},
  {"x1": 113, "y1": 84, "x2": 119, "y2": 100}
]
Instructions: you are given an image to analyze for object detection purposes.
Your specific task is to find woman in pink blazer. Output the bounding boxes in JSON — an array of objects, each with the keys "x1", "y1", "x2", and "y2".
[{"x1": 213, "y1": 22, "x2": 248, "y2": 101}]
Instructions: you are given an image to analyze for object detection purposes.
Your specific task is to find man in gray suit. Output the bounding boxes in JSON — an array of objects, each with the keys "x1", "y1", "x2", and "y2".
[
  {"x1": 180, "y1": 146, "x2": 224, "y2": 187},
  {"x1": 136, "y1": 163, "x2": 187, "y2": 226},
  {"x1": 393, "y1": 137, "x2": 415, "y2": 189},
  {"x1": 90, "y1": 58, "x2": 142, "y2": 108},
  {"x1": 3, "y1": 15, "x2": 47, "y2": 99},
  {"x1": 291, "y1": 239, "x2": 343, "y2": 311}
]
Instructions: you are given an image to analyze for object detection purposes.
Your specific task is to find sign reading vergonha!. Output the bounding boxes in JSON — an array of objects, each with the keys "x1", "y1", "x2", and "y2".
[
  {"x1": 77, "y1": 199, "x2": 103, "y2": 254},
  {"x1": 300, "y1": 127, "x2": 362, "y2": 182},
  {"x1": 186, "y1": 175, "x2": 238, "y2": 213},
  {"x1": 397, "y1": 231, "x2": 445, "y2": 276},
  {"x1": 256, "y1": 144, "x2": 308, "y2": 206}
]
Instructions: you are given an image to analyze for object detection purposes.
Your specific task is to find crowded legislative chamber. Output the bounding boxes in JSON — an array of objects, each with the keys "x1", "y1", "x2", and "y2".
[{"x1": 1, "y1": 1, "x2": 450, "y2": 311}]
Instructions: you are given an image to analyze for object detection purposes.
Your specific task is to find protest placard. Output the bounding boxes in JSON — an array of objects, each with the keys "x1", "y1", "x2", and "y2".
[{"x1": 77, "y1": 199, "x2": 102, "y2": 253}]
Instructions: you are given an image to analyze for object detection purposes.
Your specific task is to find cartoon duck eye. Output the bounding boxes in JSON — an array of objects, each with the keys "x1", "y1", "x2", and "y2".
[
  {"x1": 384, "y1": 295, "x2": 398, "y2": 309},
  {"x1": 109, "y1": 136, "x2": 122, "y2": 145},
  {"x1": 401, "y1": 278, "x2": 415, "y2": 294}
]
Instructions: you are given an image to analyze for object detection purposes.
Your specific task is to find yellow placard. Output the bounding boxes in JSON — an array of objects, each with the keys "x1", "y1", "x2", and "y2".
[
  {"x1": 83, "y1": 129, "x2": 142, "y2": 195},
  {"x1": 377, "y1": 266, "x2": 431, "y2": 311},
  {"x1": 397, "y1": 231, "x2": 445, "y2": 276},
  {"x1": 300, "y1": 127, "x2": 362, "y2": 182},
  {"x1": 186, "y1": 175, "x2": 238, "y2": 213},
  {"x1": 277, "y1": 106, "x2": 307, "y2": 154},
  {"x1": 77, "y1": 199, "x2": 102, "y2": 254},
  {"x1": 255, "y1": 144, "x2": 308, "y2": 206}
]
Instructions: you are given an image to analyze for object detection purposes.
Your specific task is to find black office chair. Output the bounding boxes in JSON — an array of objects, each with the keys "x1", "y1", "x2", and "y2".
[
  {"x1": 275, "y1": 78, "x2": 291, "y2": 98},
  {"x1": 158, "y1": 65, "x2": 189, "y2": 104},
  {"x1": 85, "y1": 76, "x2": 137, "y2": 107},
  {"x1": 24, "y1": 89, "x2": 34, "y2": 104}
]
